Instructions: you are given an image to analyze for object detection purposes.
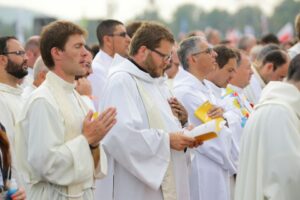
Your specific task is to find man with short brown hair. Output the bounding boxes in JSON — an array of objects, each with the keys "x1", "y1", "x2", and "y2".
[
  {"x1": 101, "y1": 22, "x2": 197, "y2": 200},
  {"x1": 16, "y1": 20, "x2": 117, "y2": 200}
]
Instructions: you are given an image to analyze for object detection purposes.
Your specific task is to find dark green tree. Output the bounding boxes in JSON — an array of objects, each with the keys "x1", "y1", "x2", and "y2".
[
  {"x1": 201, "y1": 9, "x2": 232, "y2": 34},
  {"x1": 170, "y1": 4, "x2": 203, "y2": 38},
  {"x1": 233, "y1": 6, "x2": 263, "y2": 36},
  {"x1": 269, "y1": 0, "x2": 300, "y2": 33}
]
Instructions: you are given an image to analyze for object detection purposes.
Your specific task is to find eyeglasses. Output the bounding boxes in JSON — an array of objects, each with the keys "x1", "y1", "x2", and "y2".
[
  {"x1": 192, "y1": 47, "x2": 213, "y2": 56},
  {"x1": 150, "y1": 48, "x2": 172, "y2": 62},
  {"x1": 108, "y1": 32, "x2": 129, "y2": 38},
  {"x1": 2, "y1": 50, "x2": 26, "y2": 57}
]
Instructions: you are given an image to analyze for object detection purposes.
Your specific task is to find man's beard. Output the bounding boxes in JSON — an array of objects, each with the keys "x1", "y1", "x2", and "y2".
[
  {"x1": 5, "y1": 59, "x2": 28, "y2": 79},
  {"x1": 144, "y1": 54, "x2": 163, "y2": 78}
]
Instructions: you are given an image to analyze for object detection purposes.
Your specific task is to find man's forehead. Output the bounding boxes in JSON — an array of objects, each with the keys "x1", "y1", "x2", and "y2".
[
  {"x1": 66, "y1": 34, "x2": 86, "y2": 44},
  {"x1": 114, "y1": 24, "x2": 126, "y2": 32},
  {"x1": 198, "y1": 41, "x2": 209, "y2": 49},
  {"x1": 7, "y1": 39, "x2": 23, "y2": 50}
]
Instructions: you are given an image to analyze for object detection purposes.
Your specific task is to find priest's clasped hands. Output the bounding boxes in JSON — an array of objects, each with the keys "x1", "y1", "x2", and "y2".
[{"x1": 82, "y1": 107, "x2": 117, "y2": 147}]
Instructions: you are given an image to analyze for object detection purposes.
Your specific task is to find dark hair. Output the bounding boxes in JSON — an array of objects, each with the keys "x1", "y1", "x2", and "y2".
[
  {"x1": 84, "y1": 45, "x2": 93, "y2": 55},
  {"x1": 129, "y1": 22, "x2": 174, "y2": 56},
  {"x1": 287, "y1": 54, "x2": 300, "y2": 81},
  {"x1": 261, "y1": 33, "x2": 279, "y2": 45},
  {"x1": 126, "y1": 21, "x2": 143, "y2": 38},
  {"x1": 0, "y1": 36, "x2": 17, "y2": 55},
  {"x1": 256, "y1": 43, "x2": 280, "y2": 63},
  {"x1": 90, "y1": 44, "x2": 99, "y2": 58},
  {"x1": 262, "y1": 50, "x2": 288, "y2": 71},
  {"x1": 96, "y1": 19, "x2": 123, "y2": 47},
  {"x1": 213, "y1": 45, "x2": 237, "y2": 69},
  {"x1": 0, "y1": 123, "x2": 11, "y2": 183},
  {"x1": 40, "y1": 20, "x2": 87, "y2": 69}
]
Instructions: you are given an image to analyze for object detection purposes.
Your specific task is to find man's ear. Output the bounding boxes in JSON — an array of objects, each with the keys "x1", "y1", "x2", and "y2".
[
  {"x1": 139, "y1": 46, "x2": 149, "y2": 60},
  {"x1": 187, "y1": 55, "x2": 194, "y2": 66},
  {"x1": 0, "y1": 55, "x2": 8, "y2": 66},
  {"x1": 103, "y1": 35, "x2": 113, "y2": 47},
  {"x1": 51, "y1": 47, "x2": 62, "y2": 62},
  {"x1": 265, "y1": 62, "x2": 274, "y2": 72}
]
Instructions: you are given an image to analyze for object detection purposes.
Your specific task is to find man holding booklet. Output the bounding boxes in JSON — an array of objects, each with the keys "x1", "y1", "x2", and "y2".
[{"x1": 173, "y1": 36, "x2": 238, "y2": 200}]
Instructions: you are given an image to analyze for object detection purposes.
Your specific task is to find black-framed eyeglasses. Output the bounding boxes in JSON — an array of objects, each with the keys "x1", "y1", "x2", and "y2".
[
  {"x1": 150, "y1": 48, "x2": 172, "y2": 62},
  {"x1": 1, "y1": 50, "x2": 26, "y2": 57},
  {"x1": 192, "y1": 47, "x2": 213, "y2": 56},
  {"x1": 108, "y1": 32, "x2": 129, "y2": 38}
]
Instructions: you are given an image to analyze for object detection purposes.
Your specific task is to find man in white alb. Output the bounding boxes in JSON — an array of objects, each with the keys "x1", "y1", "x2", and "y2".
[
  {"x1": 88, "y1": 19, "x2": 131, "y2": 108},
  {"x1": 15, "y1": 20, "x2": 117, "y2": 200},
  {"x1": 100, "y1": 22, "x2": 199, "y2": 200},
  {"x1": 244, "y1": 45, "x2": 289, "y2": 104},
  {"x1": 235, "y1": 54, "x2": 300, "y2": 200},
  {"x1": 174, "y1": 37, "x2": 238, "y2": 200},
  {"x1": 0, "y1": 36, "x2": 28, "y2": 143},
  {"x1": 0, "y1": 36, "x2": 28, "y2": 199}
]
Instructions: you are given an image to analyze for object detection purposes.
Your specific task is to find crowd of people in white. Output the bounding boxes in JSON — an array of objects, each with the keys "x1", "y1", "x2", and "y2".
[{"x1": 0, "y1": 13, "x2": 299, "y2": 200}]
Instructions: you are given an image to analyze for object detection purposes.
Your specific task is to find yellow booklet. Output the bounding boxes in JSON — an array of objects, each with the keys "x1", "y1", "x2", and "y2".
[
  {"x1": 186, "y1": 119, "x2": 224, "y2": 142},
  {"x1": 192, "y1": 101, "x2": 225, "y2": 142}
]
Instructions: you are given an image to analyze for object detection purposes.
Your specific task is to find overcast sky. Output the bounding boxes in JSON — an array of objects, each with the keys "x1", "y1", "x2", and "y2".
[{"x1": 0, "y1": 0, "x2": 282, "y2": 22}]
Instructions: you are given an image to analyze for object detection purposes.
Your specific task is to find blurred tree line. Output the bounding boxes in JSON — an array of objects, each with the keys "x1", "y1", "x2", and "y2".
[
  {"x1": 132, "y1": 0, "x2": 300, "y2": 40},
  {"x1": 0, "y1": 0, "x2": 299, "y2": 44}
]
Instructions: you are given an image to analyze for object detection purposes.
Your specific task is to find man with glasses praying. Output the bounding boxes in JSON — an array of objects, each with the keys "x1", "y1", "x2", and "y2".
[
  {"x1": 173, "y1": 36, "x2": 238, "y2": 200},
  {"x1": 87, "y1": 19, "x2": 131, "y2": 200},
  {"x1": 0, "y1": 36, "x2": 28, "y2": 144},
  {"x1": 100, "y1": 22, "x2": 199, "y2": 200}
]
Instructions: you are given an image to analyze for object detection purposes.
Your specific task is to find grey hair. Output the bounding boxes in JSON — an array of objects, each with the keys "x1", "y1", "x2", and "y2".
[
  {"x1": 238, "y1": 35, "x2": 255, "y2": 51},
  {"x1": 177, "y1": 36, "x2": 205, "y2": 70},
  {"x1": 33, "y1": 56, "x2": 49, "y2": 80}
]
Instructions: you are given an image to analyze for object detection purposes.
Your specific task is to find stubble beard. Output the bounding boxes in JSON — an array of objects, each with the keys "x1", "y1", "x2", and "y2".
[{"x1": 144, "y1": 54, "x2": 162, "y2": 78}]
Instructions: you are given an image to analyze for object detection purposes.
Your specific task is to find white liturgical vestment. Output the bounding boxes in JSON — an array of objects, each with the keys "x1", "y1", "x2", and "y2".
[
  {"x1": 100, "y1": 57, "x2": 190, "y2": 200},
  {"x1": 173, "y1": 68, "x2": 238, "y2": 200},
  {"x1": 0, "y1": 83, "x2": 23, "y2": 144},
  {"x1": 243, "y1": 66, "x2": 266, "y2": 105},
  {"x1": 88, "y1": 50, "x2": 113, "y2": 109},
  {"x1": 235, "y1": 81, "x2": 300, "y2": 200},
  {"x1": 15, "y1": 72, "x2": 107, "y2": 200}
]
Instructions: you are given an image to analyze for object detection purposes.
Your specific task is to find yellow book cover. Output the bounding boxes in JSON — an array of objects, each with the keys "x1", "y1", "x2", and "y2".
[
  {"x1": 192, "y1": 101, "x2": 226, "y2": 142},
  {"x1": 194, "y1": 101, "x2": 213, "y2": 123}
]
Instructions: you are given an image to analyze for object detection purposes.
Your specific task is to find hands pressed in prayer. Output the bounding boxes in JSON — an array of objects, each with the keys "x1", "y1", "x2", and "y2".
[
  {"x1": 10, "y1": 187, "x2": 26, "y2": 200},
  {"x1": 168, "y1": 97, "x2": 188, "y2": 127},
  {"x1": 207, "y1": 105, "x2": 224, "y2": 119},
  {"x1": 83, "y1": 107, "x2": 117, "y2": 147},
  {"x1": 75, "y1": 78, "x2": 92, "y2": 96},
  {"x1": 169, "y1": 132, "x2": 196, "y2": 151}
]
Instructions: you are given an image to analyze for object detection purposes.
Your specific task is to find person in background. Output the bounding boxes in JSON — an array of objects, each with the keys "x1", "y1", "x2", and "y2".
[
  {"x1": 0, "y1": 123, "x2": 26, "y2": 200},
  {"x1": 235, "y1": 54, "x2": 300, "y2": 200},
  {"x1": 22, "y1": 56, "x2": 49, "y2": 98},
  {"x1": 21, "y1": 36, "x2": 40, "y2": 88}
]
